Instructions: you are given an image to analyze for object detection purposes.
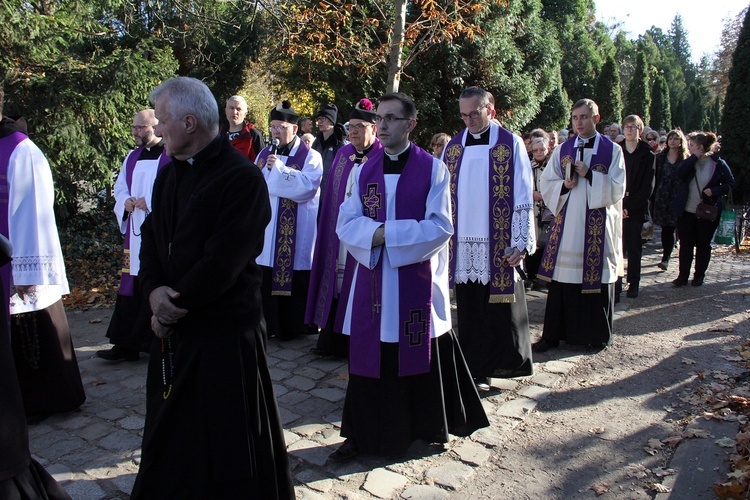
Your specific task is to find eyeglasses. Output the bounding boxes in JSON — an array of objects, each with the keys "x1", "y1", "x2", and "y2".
[
  {"x1": 270, "y1": 124, "x2": 290, "y2": 131},
  {"x1": 348, "y1": 123, "x2": 373, "y2": 132},
  {"x1": 459, "y1": 108, "x2": 486, "y2": 121},
  {"x1": 374, "y1": 114, "x2": 411, "y2": 124},
  {"x1": 646, "y1": 137, "x2": 657, "y2": 142},
  {"x1": 623, "y1": 125, "x2": 638, "y2": 131}
]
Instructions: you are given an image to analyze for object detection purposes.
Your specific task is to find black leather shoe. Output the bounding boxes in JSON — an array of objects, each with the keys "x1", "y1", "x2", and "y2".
[
  {"x1": 474, "y1": 377, "x2": 491, "y2": 391},
  {"x1": 96, "y1": 347, "x2": 139, "y2": 362},
  {"x1": 691, "y1": 277, "x2": 704, "y2": 286},
  {"x1": 672, "y1": 277, "x2": 688, "y2": 287},
  {"x1": 626, "y1": 287, "x2": 639, "y2": 298},
  {"x1": 310, "y1": 347, "x2": 333, "y2": 357},
  {"x1": 657, "y1": 260, "x2": 668, "y2": 271},
  {"x1": 328, "y1": 439, "x2": 359, "y2": 462},
  {"x1": 532, "y1": 339, "x2": 559, "y2": 353}
]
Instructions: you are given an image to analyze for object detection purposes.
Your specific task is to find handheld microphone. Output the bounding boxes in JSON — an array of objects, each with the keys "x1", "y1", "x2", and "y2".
[
  {"x1": 269, "y1": 138, "x2": 280, "y2": 155},
  {"x1": 576, "y1": 137, "x2": 586, "y2": 162},
  {"x1": 504, "y1": 247, "x2": 528, "y2": 281}
]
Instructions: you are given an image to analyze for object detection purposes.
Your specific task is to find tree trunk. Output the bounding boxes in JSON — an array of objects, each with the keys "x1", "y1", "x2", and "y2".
[{"x1": 386, "y1": 0, "x2": 407, "y2": 94}]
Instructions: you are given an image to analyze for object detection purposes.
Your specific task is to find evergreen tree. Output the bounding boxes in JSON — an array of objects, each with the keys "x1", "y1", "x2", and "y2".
[
  {"x1": 721, "y1": 8, "x2": 750, "y2": 199},
  {"x1": 649, "y1": 75, "x2": 671, "y2": 129},
  {"x1": 532, "y1": 70, "x2": 572, "y2": 131},
  {"x1": 684, "y1": 83, "x2": 705, "y2": 132},
  {"x1": 593, "y1": 53, "x2": 622, "y2": 125},
  {"x1": 672, "y1": 99, "x2": 686, "y2": 131},
  {"x1": 669, "y1": 14, "x2": 695, "y2": 84},
  {"x1": 626, "y1": 49, "x2": 651, "y2": 123}
]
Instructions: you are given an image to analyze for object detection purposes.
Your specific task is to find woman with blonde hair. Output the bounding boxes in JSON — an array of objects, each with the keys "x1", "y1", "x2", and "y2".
[{"x1": 430, "y1": 132, "x2": 450, "y2": 158}]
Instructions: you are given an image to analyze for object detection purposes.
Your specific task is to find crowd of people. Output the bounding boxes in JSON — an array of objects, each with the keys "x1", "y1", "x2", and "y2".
[{"x1": 0, "y1": 78, "x2": 737, "y2": 497}]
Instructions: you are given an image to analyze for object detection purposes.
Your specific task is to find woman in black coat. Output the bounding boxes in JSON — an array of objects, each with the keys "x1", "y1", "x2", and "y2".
[{"x1": 672, "y1": 131, "x2": 735, "y2": 286}]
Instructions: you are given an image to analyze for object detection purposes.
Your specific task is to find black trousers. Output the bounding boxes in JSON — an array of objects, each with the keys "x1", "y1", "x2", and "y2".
[
  {"x1": 622, "y1": 218, "x2": 644, "y2": 286},
  {"x1": 676, "y1": 211, "x2": 721, "y2": 281},
  {"x1": 660, "y1": 225, "x2": 676, "y2": 262}
]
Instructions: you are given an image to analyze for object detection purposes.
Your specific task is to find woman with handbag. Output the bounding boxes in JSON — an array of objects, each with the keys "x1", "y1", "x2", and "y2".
[
  {"x1": 672, "y1": 131, "x2": 735, "y2": 287},
  {"x1": 652, "y1": 130, "x2": 688, "y2": 270},
  {"x1": 524, "y1": 136, "x2": 552, "y2": 289}
]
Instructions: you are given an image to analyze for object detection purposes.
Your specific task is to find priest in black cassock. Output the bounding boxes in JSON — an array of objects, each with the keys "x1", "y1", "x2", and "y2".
[
  {"x1": 442, "y1": 86, "x2": 536, "y2": 391},
  {"x1": 330, "y1": 93, "x2": 488, "y2": 462},
  {"x1": 131, "y1": 77, "x2": 293, "y2": 499}
]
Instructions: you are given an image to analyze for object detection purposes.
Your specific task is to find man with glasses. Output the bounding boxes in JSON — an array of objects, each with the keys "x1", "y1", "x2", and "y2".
[
  {"x1": 98, "y1": 109, "x2": 169, "y2": 362},
  {"x1": 442, "y1": 86, "x2": 535, "y2": 392},
  {"x1": 533, "y1": 98, "x2": 625, "y2": 353},
  {"x1": 255, "y1": 101, "x2": 323, "y2": 341},
  {"x1": 306, "y1": 98, "x2": 381, "y2": 358},
  {"x1": 329, "y1": 93, "x2": 488, "y2": 462}
]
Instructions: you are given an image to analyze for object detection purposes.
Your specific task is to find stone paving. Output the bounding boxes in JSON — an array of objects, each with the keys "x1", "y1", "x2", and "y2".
[{"x1": 28, "y1": 237, "x2": 749, "y2": 499}]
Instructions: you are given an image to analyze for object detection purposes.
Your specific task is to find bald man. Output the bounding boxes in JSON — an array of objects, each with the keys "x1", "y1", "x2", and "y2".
[
  {"x1": 223, "y1": 95, "x2": 264, "y2": 162},
  {"x1": 98, "y1": 109, "x2": 169, "y2": 362}
]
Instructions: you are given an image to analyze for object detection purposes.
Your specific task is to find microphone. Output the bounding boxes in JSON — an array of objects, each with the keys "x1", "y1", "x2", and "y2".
[
  {"x1": 269, "y1": 138, "x2": 280, "y2": 155},
  {"x1": 504, "y1": 247, "x2": 528, "y2": 282}
]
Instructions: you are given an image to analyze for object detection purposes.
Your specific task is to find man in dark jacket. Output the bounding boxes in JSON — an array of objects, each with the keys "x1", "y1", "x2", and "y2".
[
  {"x1": 312, "y1": 103, "x2": 347, "y2": 190},
  {"x1": 131, "y1": 77, "x2": 293, "y2": 499},
  {"x1": 617, "y1": 114, "x2": 655, "y2": 298}
]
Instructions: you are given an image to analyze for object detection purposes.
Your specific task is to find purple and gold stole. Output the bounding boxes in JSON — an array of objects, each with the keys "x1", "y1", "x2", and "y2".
[
  {"x1": 256, "y1": 140, "x2": 311, "y2": 296},
  {"x1": 537, "y1": 135, "x2": 614, "y2": 293},
  {"x1": 305, "y1": 140, "x2": 383, "y2": 328},
  {"x1": 443, "y1": 126, "x2": 517, "y2": 303},
  {"x1": 0, "y1": 132, "x2": 27, "y2": 305},
  {"x1": 348, "y1": 144, "x2": 433, "y2": 378},
  {"x1": 119, "y1": 147, "x2": 170, "y2": 296}
]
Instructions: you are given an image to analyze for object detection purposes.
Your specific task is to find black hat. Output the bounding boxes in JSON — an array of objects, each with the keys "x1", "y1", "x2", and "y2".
[
  {"x1": 270, "y1": 101, "x2": 299, "y2": 124},
  {"x1": 316, "y1": 103, "x2": 338, "y2": 124},
  {"x1": 349, "y1": 98, "x2": 376, "y2": 123}
]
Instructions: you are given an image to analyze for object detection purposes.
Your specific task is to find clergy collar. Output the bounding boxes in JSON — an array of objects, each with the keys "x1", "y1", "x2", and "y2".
[
  {"x1": 277, "y1": 136, "x2": 298, "y2": 156},
  {"x1": 384, "y1": 142, "x2": 410, "y2": 161},
  {"x1": 576, "y1": 134, "x2": 597, "y2": 149},
  {"x1": 144, "y1": 140, "x2": 164, "y2": 151},
  {"x1": 470, "y1": 125, "x2": 491, "y2": 140},
  {"x1": 356, "y1": 142, "x2": 375, "y2": 156},
  {"x1": 184, "y1": 135, "x2": 222, "y2": 166},
  {"x1": 383, "y1": 143, "x2": 411, "y2": 175}
]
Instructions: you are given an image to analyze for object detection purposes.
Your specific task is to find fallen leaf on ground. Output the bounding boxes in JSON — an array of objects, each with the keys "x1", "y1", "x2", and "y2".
[
  {"x1": 652, "y1": 467, "x2": 676, "y2": 477},
  {"x1": 683, "y1": 428, "x2": 711, "y2": 438},
  {"x1": 716, "y1": 437, "x2": 736, "y2": 448},
  {"x1": 89, "y1": 318, "x2": 102, "y2": 324},
  {"x1": 589, "y1": 427, "x2": 605, "y2": 435},
  {"x1": 647, "y1": 438, "x2": 664, "y2": 449},
  {"x1": 662, "y1": 435, "x2": 684, "y2": 447},
  {"x1": 648, "y1": 483, "x2": 671, "y2": 493},
  {"x1": 683, "y1": 358, "x2": 697, "y2": 365},
  {"x1": 590, "y1": 483, "x2": 609, "y2": 495},
  {"x1": 625, "y1": 464, "x2": 649, "y2": 478}
]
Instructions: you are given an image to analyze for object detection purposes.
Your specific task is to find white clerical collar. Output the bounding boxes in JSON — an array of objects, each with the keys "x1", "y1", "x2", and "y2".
[
  {"x1": 186, "y1": 157, "x2": 195, "y2": 165},
  {"x1": 470, "y1": 125, "x2": 491, "y2": 140},
  {"x1": 385, "y1": 143, "x2": 410, "y2": 161}
]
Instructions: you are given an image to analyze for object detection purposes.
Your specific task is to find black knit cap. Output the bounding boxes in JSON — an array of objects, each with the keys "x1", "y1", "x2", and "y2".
[
  {"x1": 316, "y1": 103, "x2": 338, "y2": 124},
  {"x1": 270, "y1": 100, "x2": 299, "y2": 124},
  {"x1": 349, "y1": 98, "x2": 377, "y2": 123}
]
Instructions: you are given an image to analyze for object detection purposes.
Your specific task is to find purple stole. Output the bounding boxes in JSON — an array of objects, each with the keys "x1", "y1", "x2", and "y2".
[
  {"x1": 304, "y1": 140, "x2": 383, "y2": 328},
  {"x1": 119, "y1": 147, "x2": 170, "y2": 296},
  {"x1": 443, "y1": 125, "x2": 517, "y2": 303},
  {"x1": 0, "y1": 132, "x2": 27, "y2": 304},
  {"x1": 348, "y1": 144, "x2": 433, "y2": 378},
  {"x1": 256, "y1": 140, "x2": 311, "y2": 295},
  {"x1": 537, "y1": 135, "x2": 614, "y2": 293}
]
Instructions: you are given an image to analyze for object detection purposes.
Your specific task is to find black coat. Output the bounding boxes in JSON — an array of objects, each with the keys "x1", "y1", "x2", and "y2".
[
  {"x1": 673, "y1": 154, "x2": 736, "y2": 214},
  {"x1": 139, "y1": 134, "x2": 271, "y2": 335},
  {"x1": 618, "y1": 139, "x2": 655, "y2": 222}
]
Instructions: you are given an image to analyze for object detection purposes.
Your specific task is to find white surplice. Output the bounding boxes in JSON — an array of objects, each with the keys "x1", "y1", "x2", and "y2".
[
  {"x1": 258, "y1": 141, "x2": 323, "y2": 270},
  {"x1": 540, "y1": 135, "x2": 626, "y2": 284},
  {"x1": 336, "y1": 156, "x2": 453, "y2": 343},
  {"x1": 451, "y1": 123, "x2": 536, "y2": 285},
  {"x1": 7, "y1": 138, "x2": 69, "y2": 314},
  {"x1": 113, "y1": 148, "x2": 163, "y2": 277}
]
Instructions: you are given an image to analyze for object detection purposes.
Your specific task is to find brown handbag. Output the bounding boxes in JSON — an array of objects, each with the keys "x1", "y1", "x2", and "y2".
[{"x1": 694, "y1": 177, "x2": 718, "y2": 221}]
